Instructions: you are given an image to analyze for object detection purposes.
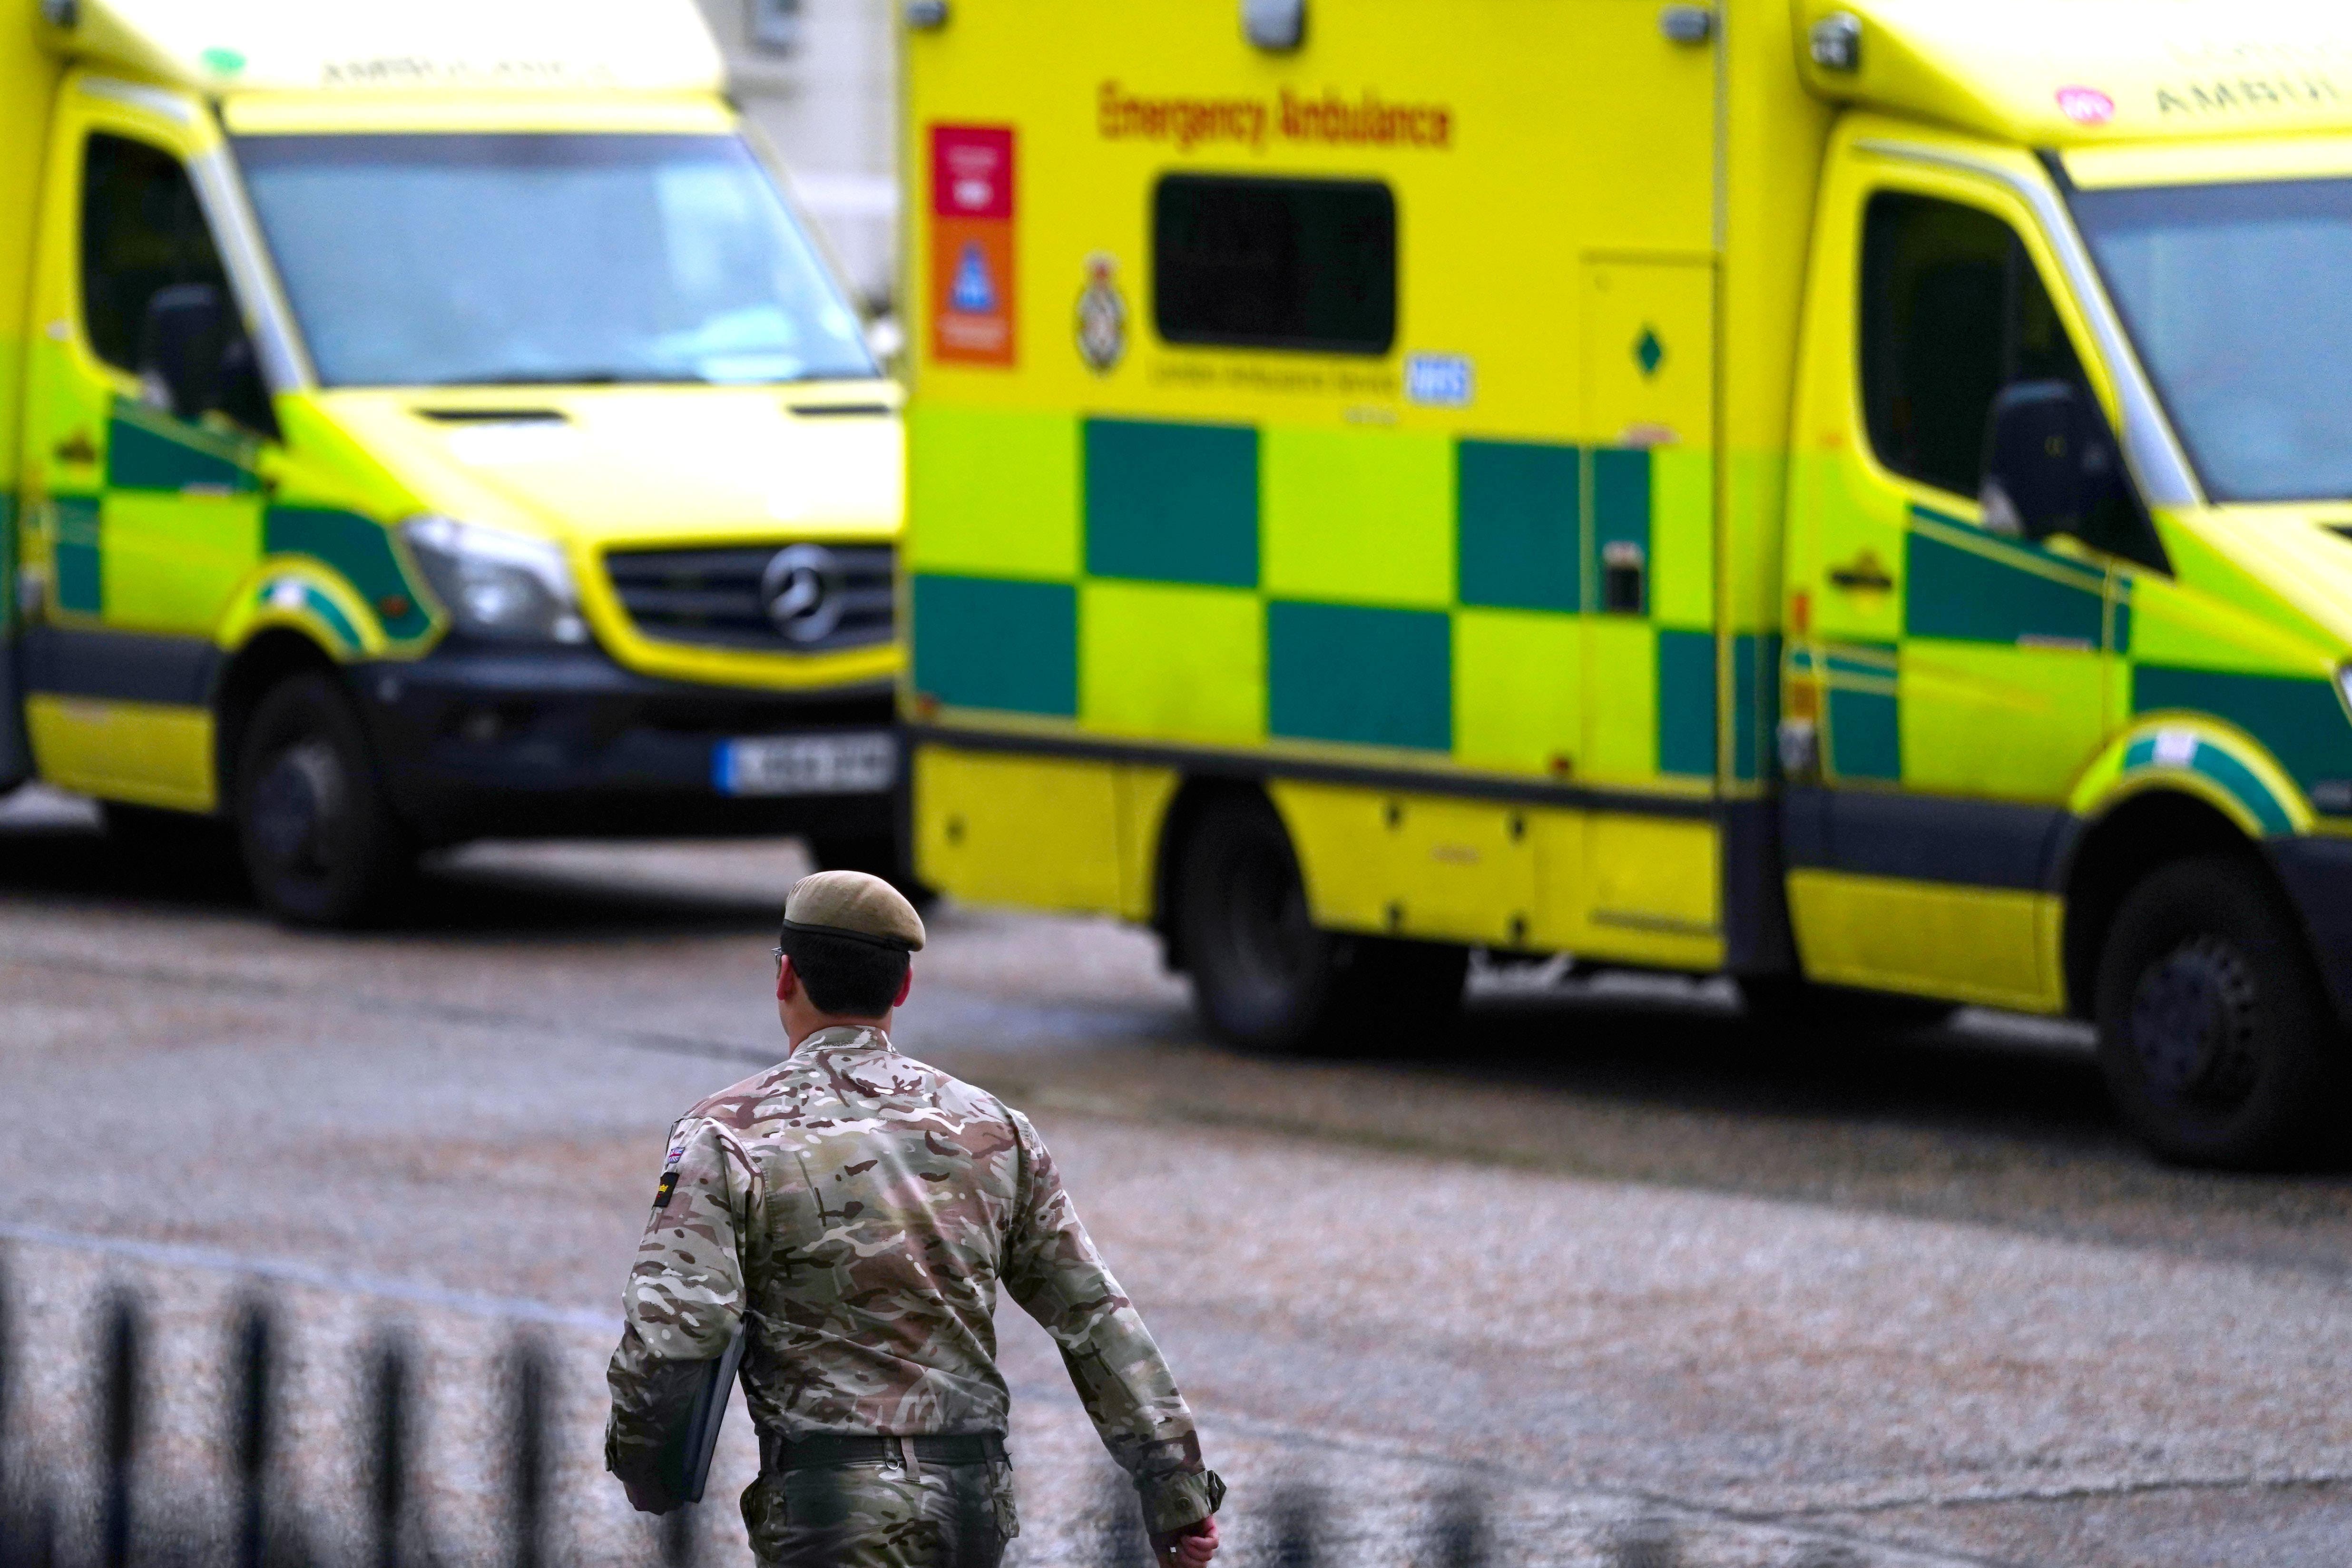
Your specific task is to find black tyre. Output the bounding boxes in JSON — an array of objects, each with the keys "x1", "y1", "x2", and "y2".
[
  {"x1": 234, "y1": 673, "x2": 411, "y2": 928},
  {"x1": 1175, "y1": 794, "x2": 1465, "y2": 1053},
  {"x1": 1737, "y1": 975, "x2": 1960, "y2": 1033},
  {"x1": 2094, "y1": 854, "x2": 2346, "y2": 1168}
]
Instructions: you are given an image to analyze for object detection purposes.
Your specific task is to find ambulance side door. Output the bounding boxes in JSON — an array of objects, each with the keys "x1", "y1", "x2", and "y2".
[
  {"x1": 20, "y1": 80, "x2": 275, "y2": 811},
  {"x1": 1783, "y1": 148, "x2": 2129, "y2": 1009}
]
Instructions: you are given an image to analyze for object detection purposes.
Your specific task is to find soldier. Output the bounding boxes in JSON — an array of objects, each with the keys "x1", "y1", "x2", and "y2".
[{"x1": 607, "y1": 870, "x2": 1225, "y2": 1568}]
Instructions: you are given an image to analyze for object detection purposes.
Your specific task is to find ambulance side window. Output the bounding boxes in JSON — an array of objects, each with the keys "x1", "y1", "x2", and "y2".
[
  {"x1": 1859, "y1": 192, "x2": 2087, "y2": 502},
  {"x1": 1153, "y1": 175, "x2": 1396, "y2": 355},
  {"x1": 81, "y1": 132, "x2": 230, "y2": 376}
]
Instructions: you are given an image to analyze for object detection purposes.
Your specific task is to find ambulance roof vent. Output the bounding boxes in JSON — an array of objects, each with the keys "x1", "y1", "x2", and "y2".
[
  {"x1": 412, "y1": 407, "x2": 568, "y2": 425},
  {"x1": 1243, "y1": 0, "x2": 1305, "y2": 53}
]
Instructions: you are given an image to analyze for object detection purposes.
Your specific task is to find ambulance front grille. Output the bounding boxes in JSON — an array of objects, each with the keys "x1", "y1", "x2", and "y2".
[{"x1": 603, "y1": 543, "x2": 895, "y2": 654}]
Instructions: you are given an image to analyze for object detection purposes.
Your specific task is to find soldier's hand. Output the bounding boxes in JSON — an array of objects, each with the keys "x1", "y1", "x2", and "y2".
[
  {"x1": 622, "y1": 1477, "x2": 679, "y2": 1516},
  {"x1": 1152, "y1": 1515, "x2": 1219, "y2": 1568}
]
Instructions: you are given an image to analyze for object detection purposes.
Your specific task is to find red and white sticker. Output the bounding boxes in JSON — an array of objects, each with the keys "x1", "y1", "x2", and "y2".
[
  {"x1": 2056, "y1": 86, "x2": 2116, "y2": 126},
  {"x1": 930, "y1": 125, "x2": 1017, "y2": 366}
]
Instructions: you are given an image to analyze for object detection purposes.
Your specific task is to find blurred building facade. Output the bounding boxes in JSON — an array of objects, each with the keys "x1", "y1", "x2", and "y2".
[{"x1": 696, "y1": 0, "x2": 900, "y2": 311}]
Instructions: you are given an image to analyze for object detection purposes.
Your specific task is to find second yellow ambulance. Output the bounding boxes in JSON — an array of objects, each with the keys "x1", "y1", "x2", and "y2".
[{"x1": 902, "y1": 0, "x2": 2352, "y2": 1166}]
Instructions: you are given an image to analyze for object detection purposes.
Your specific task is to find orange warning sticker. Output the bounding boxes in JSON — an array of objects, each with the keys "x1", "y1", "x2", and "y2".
[{"x1": 931, "y1": 126, "x2": 1016, "y2": 367}]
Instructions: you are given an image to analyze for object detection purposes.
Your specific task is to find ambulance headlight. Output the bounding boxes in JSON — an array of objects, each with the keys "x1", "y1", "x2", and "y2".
[{"x1": 400, "y1": 515, "x2": 587, "y2": 644}]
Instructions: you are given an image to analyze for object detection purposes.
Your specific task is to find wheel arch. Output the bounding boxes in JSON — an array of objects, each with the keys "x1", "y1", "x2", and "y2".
[
  {"x1": 2059, "y1": 786, "x2": 2269, "y2": 1019},
  {"x1": 1150, "y1": 774, "x2": 1280, "y2": 973},
  {"x1": 211, "y1": 628, "x2": 344, "y2": 806}
]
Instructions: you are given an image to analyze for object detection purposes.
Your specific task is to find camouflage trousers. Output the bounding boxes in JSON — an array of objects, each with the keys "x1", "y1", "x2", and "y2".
[{"x1": 742, "y1": 1458, "x2": 1018, "y2": 1568}]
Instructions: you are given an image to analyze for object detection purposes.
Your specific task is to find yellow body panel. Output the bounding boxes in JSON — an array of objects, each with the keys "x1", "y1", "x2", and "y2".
[
  {"x1": 26, "y1": 695, "x2": 214, "y2": 809},
  {"x1": 914, "y1": 746, "x2": 1126, "y2": 913},
  {"x1": 1789, "y1": 871, "x2": 2062, "y2": 1012},
  {"x1": 1794, "y1": 0, "x2": 2352, "y2": 150}
]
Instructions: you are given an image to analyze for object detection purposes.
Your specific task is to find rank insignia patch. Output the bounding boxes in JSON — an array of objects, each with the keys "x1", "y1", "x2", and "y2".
[{"x1": 654, "y1": 1170, "x2": 679, "y2": 1210}]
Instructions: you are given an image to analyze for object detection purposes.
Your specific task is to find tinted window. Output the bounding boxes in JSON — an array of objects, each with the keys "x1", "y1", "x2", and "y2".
[
  {"x1": 81, "y1": 133, "x2": 228, "y2": 374},
  {"x1": 235, "y1": 133, "x2": 873, "y2": 388},
  {"x1": 2073, "y1": 177, "x2": 2352, "y2": 504},
  {"x1": 1154, "y1": 175, "x2": 1395, "y2": 355},
  {"x1": 1860, "y1": 192, "x2": 2084, "y2": 499}
]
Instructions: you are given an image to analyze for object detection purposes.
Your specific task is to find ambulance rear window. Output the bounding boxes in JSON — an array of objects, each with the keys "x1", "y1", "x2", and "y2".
[{"x1": 1153, "y1": 175, "x2": 1395, "y2": 355}]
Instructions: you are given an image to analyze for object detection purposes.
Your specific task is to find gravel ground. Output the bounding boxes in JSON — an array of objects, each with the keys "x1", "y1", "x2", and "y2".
[{"x1": 4, "y1": 788, "x2": 2352, "y2": 1567}]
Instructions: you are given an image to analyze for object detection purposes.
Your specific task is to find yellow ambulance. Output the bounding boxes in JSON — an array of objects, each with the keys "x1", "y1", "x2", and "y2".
[
  {"x1": 0, "y1": 0, "x2": 904, "y2": 925},
  {"x1": 904, "y1": 0, "x2": 2352, "y2": 1166}
]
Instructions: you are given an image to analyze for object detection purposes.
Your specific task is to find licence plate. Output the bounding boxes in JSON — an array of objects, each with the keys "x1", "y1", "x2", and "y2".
[{"x1": 715, "y1": 732, "x2": 896, "y2": 797}]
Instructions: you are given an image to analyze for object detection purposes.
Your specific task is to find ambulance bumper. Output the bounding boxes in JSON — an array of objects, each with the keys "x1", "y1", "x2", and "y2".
[
  {"x1": 349, "y1": 642, "x2": 900, "y2": 847},
  {"x1": 2266, "y1": 835, "x2": 2352, "y2": 1025}
]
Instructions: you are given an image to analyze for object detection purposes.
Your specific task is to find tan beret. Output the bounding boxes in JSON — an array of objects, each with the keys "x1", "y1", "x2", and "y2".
[{"x1": 781, "y1": 870, "x2": 926, "y2": 952}]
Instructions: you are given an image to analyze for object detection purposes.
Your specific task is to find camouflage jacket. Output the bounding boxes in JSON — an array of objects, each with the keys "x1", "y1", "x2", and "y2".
[{"x1": 606, "y1": 1025, "x2": 1220, "y2": 1532}]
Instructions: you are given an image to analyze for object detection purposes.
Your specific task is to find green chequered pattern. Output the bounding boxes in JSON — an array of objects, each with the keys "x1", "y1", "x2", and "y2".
[
  {"x1": 1732, "y1": 633, "x2": 1777, "y2": 784},
  {"x1": 107, "y1": 406, "x2": 258, "y2": 495},
  {"x1": 263, "y1": 508, "x2": 432, "y2": 640},
  {"x1": 1905, "y1": 506, "x2": 2104, "y2": 647},
  {"x1": 1657, "y1": 628, "x2": 1716, "y2": 777},
  {"x1": 259, "y1": 578, "x2": 362, "y2": 653},
  {"x1": 54, "y1": 496, "x2": 102, "y2": 614},
  {"x1": 2134, "y1": 664, "x2": 2352, "y2": 800},
  {"x1": 2121, "y1": 730, "x2": 2294, "y2": 836},
  {"x1": 1457, "y1": 439, "x2": 1579, "y2": 613},
  {"x1": 1084, "y1": 418, "x2": 1257, "y2": 587},
  {"x1": 1268, "y1": 600, "x2": 1452, "y2": 751},
  {"x1": 1803, "y1": 641, "x2": 1901, "y2": 783},
  {"x1": 910, "y1": 412, "x2": 1724, "y2": 776},
  {"x1": 912, "y1": 574, "x2": 1078, "y2": 716}
]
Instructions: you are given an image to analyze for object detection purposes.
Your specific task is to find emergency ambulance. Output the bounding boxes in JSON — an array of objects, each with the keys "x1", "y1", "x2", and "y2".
[
  {"x1": 903, "y1": 0, "x2": 2352, "y2": 1166},
  {"x1": 0, "y1": 0, "x2": 904, "y2": 926}
]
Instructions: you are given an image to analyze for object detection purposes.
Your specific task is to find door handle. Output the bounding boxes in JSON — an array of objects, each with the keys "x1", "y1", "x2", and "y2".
[
  {"x1": 1602, "y1": 540, "x2": 1647, "y2": 614},
  {"x1": 52, "y1": 431, "x2": 97, "y2": 467},
  {"x1": 1827, "y1": 550, "x2": 1894, "y2": 593}
]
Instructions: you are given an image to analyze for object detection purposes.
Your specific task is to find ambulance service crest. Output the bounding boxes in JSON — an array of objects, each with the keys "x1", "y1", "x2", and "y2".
[{"x1": 1076, "y1": 253, "x2": 1127, "y2": 374}]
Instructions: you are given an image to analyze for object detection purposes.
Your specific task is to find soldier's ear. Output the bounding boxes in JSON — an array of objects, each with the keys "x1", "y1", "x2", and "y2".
[
  {"x1": 892, "y1": 963, "x2": 913, "y2": 1008},
  {"x1": 777, "y1": 954, "x2": 800, "y2": 1003}
]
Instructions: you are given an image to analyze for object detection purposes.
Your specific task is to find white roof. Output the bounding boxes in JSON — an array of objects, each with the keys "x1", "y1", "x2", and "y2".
[{"x1": 54, "y1": 0, "x2": 725, "y2": 96}]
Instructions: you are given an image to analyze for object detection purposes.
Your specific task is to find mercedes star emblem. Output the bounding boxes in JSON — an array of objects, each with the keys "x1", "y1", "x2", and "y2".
[{"x1": 761, "y1": 544, "x2": 846, "y2": 644}]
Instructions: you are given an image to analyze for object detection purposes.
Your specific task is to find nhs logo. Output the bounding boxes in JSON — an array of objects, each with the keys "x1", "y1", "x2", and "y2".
[{"x1": 1404, "y1": 353, "x2": 1475, "y2": 408}]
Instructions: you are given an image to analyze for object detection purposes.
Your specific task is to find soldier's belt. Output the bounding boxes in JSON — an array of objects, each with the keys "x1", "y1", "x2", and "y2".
[{"x1": 762, "y1": 1431, "x2": 1008, "y2": 1472}]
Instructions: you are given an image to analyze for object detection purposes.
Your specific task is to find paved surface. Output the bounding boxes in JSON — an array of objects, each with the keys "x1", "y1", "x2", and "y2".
[{"x1": 3, "y1": 787, "x2": 2352, "y2": 1567}]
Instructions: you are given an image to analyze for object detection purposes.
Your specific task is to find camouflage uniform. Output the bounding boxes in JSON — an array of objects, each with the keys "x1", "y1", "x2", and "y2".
[{"x1": 607, "y1": 1024, "x2": 1221, "y2": 1568}]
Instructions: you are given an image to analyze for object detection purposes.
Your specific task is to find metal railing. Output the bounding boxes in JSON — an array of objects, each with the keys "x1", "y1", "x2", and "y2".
[{"x1": 0, "y1": 1282, "x2": 1820, "y2": 1568}]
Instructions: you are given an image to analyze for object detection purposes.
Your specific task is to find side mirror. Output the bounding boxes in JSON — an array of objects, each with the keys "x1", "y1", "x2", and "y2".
[
  {"x1": 1979, "y1": 379, "x2": 2120, "y2": 543},
  {"x1": 140, "y1": 282, "x2": 228, "y2": 421},
  {"x1": 137, "y1": 282, "x2": 277, "y2": 438}
]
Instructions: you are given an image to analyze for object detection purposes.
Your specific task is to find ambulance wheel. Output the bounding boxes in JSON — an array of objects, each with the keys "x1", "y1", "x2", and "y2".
[
  {"x1": 235, "y1": 673, "x2": 411, "y2": 928},
  {"x1": 2094, "y1": 854, "x2": 2346, "y2": 1169},
  {"x1": 1176, "y1": 795, "x2": 1466, "y2": 1053}
]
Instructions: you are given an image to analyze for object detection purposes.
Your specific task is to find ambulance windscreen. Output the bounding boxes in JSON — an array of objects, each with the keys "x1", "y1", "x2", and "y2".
[
  {"x1": 1152, "y1": 175, "x2": 1395, "y2": 356},
  {"x1": 233, "y1": 133, "x2": 875, "y2": 389},
  {"x1": 2073, "y1": 176, "x2": 2352, "y2": 505}
]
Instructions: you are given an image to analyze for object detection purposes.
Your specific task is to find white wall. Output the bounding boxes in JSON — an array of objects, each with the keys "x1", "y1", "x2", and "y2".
[{"x1": 695, "y1": 0, "x2": 901, "y2": 311}]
